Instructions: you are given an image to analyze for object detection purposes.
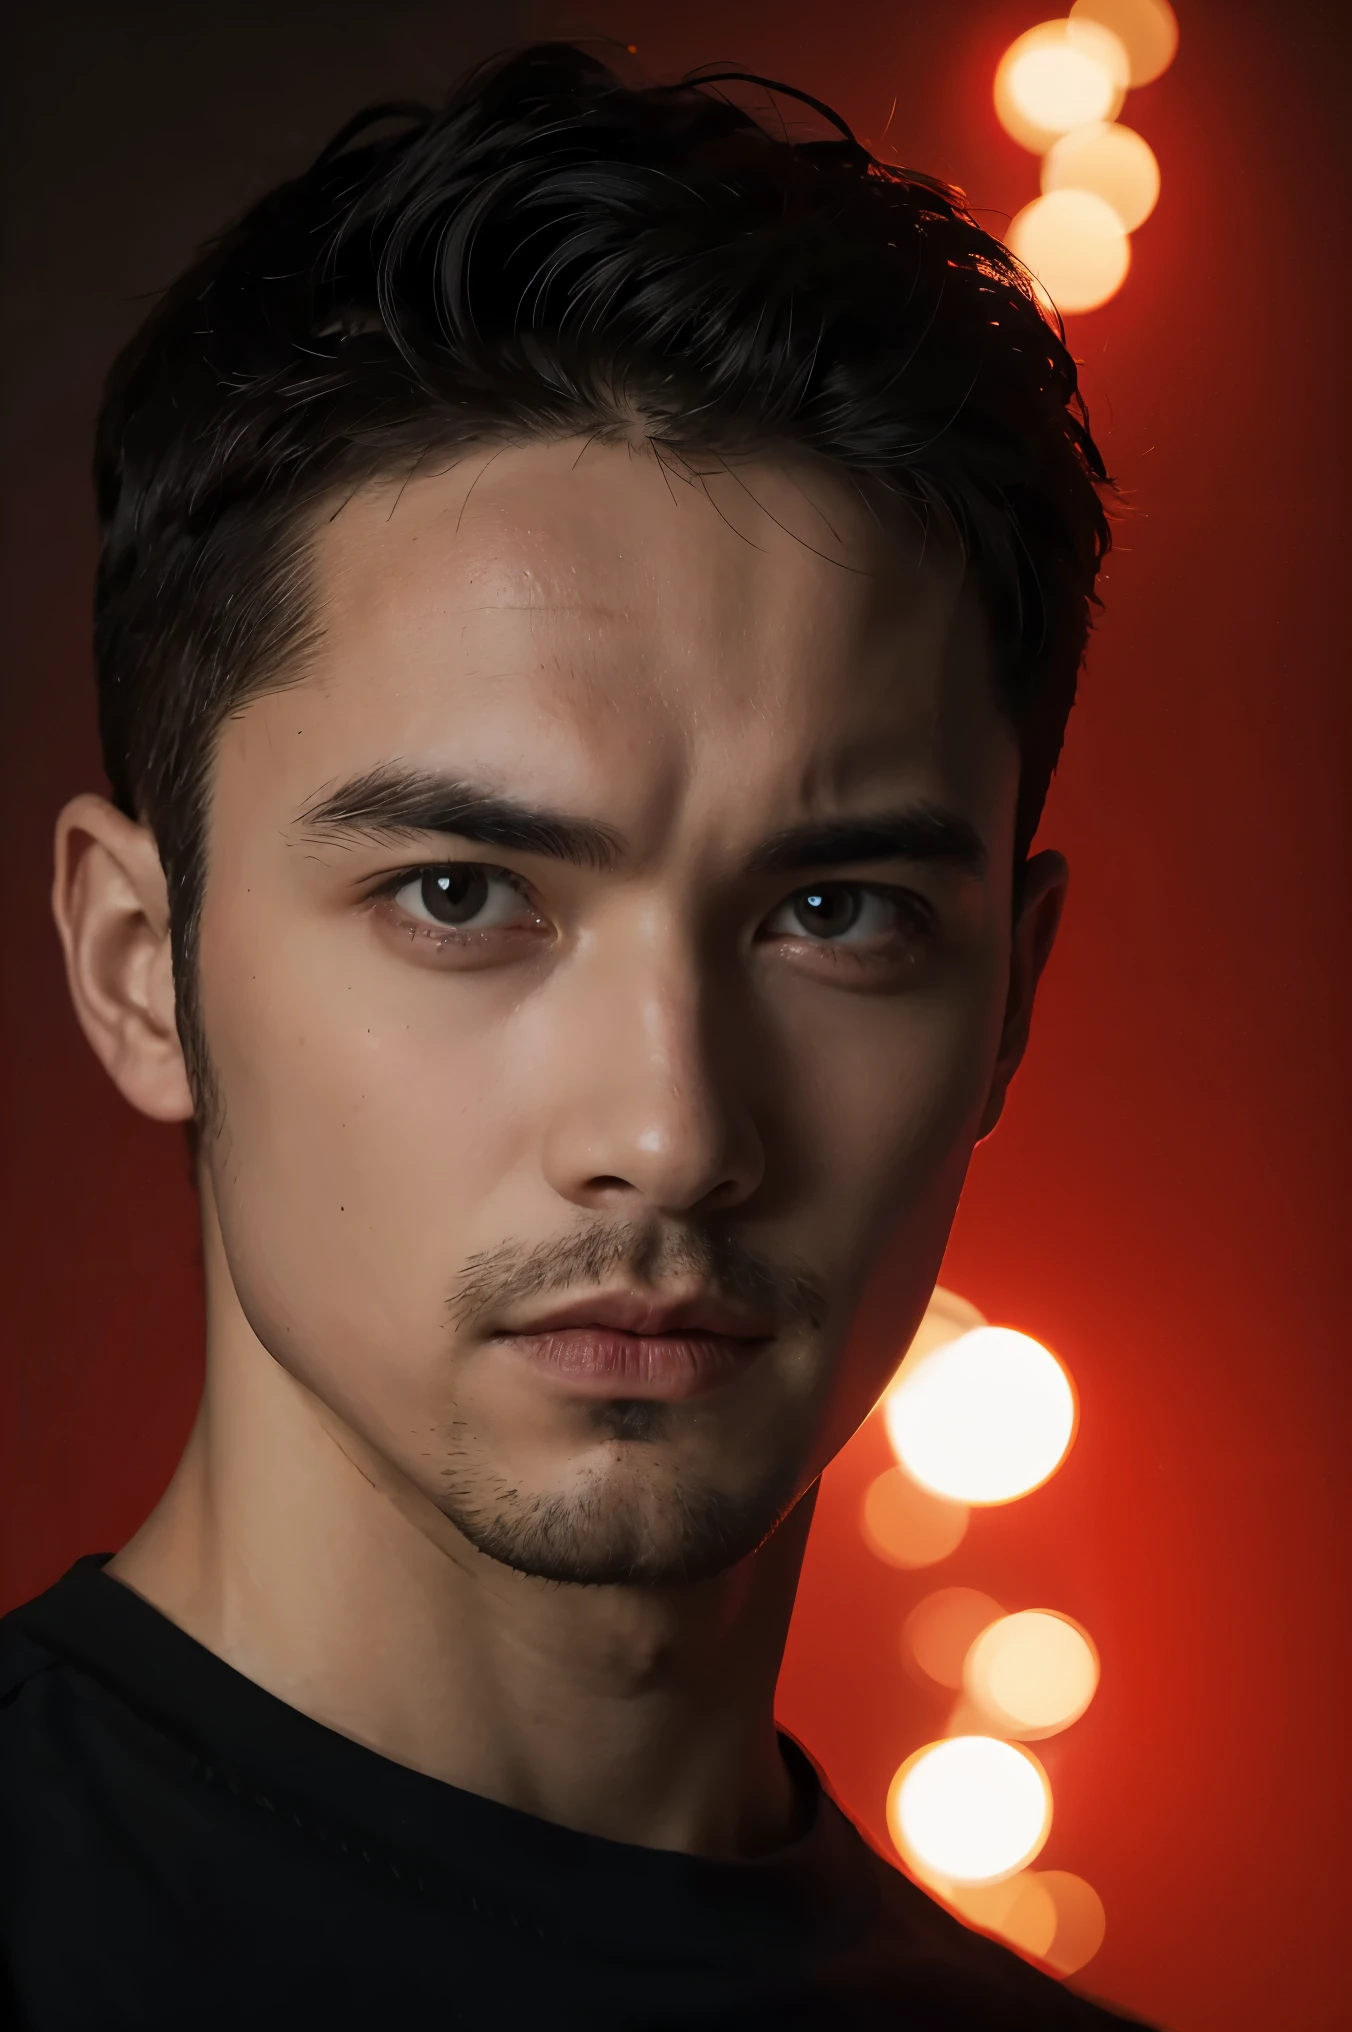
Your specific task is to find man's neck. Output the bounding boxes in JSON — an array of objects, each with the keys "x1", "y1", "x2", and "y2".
[{"x1": 110, "y1": 1242, "x2": 814, "y2": 1861}]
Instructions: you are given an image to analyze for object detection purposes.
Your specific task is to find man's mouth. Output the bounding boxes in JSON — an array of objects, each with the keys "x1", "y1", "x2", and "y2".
[{"x1": 492, "y1": 1289, "x2": 775, "y2": 1402}]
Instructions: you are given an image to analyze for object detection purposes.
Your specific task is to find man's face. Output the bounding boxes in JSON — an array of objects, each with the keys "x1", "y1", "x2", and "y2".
[{"x1": 196, "y1": 439, "x2": 1027, "y2": 1585}]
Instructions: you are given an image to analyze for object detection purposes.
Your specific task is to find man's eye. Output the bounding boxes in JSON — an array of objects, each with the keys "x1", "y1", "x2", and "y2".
[
  {"x1": 763, "y1": 882, "x2": 926, "y2": 944},
  {"x1": 391, "y1": 865, "x2": 536, "y2": 931}
]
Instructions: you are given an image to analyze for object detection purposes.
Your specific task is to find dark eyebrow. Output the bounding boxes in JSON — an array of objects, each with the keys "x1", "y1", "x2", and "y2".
[
  {"x1": 747, "y1": 807, "x2": 988, "y2": 878},
  {"x1": 297, "y1": 765, "x2": 624, "y2": 873}
]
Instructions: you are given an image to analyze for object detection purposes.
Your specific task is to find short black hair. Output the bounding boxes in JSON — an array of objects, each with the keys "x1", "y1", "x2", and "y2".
[{"x1": 93, "y1": 41, "x2": 1109, "y2": 1106}]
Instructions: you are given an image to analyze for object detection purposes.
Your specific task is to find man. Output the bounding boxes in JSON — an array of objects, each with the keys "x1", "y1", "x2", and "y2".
[{"x1": 1, "y1": 42, "x2": 1146, "y2": 2029}]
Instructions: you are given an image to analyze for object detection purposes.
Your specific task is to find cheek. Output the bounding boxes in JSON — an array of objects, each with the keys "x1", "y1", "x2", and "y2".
[
  {"x1": 768, "y1": 960, "x2": 1005, "y2": 1267},
  {"x1": 194, "y1": 891, "x2": 531, "y2": 1413},
  {"x1": 755, "y1": 963, "x2": 1006, "y2": 1469}
]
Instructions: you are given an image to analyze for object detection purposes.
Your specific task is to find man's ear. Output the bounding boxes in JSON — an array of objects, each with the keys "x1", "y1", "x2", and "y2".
[
  {"x1": 52, "y1": 795, "x2": 194, "y2": 1122},
  {"x1": 976, "y1": 848, "x2": 1068, "y2": 1140}
]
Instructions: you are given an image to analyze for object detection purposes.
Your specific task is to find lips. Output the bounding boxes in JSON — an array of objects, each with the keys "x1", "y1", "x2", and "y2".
[{"x1": 494, "y1": 1289, "x2": 774, "y2": 1402}]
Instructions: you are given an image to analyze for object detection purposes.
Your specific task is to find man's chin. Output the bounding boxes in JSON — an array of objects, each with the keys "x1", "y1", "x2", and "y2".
[{"x1": 434, "y1": 1450, "x2": 800, "y2": 1588}]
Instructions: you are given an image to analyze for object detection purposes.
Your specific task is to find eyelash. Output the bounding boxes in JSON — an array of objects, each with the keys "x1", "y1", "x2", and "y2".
[
  {"x1": 772, "y1": 884, "x2": 937, "y2": 956},
  {"x1": 372, "y1": 862, "x2": 935, "y2": 951},
  {"x1": 369, "y1": 862, "x2": 538, "y2": 927}
]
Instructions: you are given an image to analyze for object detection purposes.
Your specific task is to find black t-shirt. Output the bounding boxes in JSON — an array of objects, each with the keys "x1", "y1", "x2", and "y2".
[{"x1": 0, "y1": 1559, "x2": 1147, "y2": 2029}]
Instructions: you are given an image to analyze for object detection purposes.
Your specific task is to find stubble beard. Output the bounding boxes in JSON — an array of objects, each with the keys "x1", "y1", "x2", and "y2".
[
  {"x1": 432, "y1": 1411, "x2": 810, "y2": 1587},
  {"x1": 431, "y1": 1220, "x2": 827, "y2": 1587}
]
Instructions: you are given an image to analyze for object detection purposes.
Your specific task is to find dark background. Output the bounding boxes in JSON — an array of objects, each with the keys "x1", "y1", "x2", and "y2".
[{"x1": 2, "y1": 5, "x2": 1347, "y2": 2029}]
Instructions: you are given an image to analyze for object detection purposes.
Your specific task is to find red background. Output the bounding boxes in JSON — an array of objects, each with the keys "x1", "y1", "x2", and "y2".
[{"x1": 1, "y1": 5, "x2": 1347, "y2": 2029}]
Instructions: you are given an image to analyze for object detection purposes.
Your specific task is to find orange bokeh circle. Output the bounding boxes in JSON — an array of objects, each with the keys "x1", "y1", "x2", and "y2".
[
  {"x1": 994, "y1": 19, "x2": 1129, "y2": 154},
  {"x1": 1007, "y1": 190, "x2": 1131, "y2": 315},
  {"x1": 1042, "y1": 121, "x2": 1160, "y2": 231},
  {"x1": 1070, "y1": 0, "x2": 1179, "y2": 86}
]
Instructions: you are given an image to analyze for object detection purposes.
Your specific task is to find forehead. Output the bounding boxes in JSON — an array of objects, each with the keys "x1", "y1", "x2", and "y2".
[{"x1": 227, "y1": 438, "x2": 1014, "y2": 843}]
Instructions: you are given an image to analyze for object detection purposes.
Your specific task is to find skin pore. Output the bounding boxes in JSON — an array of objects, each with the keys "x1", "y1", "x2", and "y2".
[{"x1": 53, "y1": 437, "x2": 1065, "y2": 1860}]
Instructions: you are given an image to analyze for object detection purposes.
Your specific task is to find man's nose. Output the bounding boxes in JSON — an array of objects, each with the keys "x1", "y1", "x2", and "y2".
[{"x1": 537, "y1": 912, "x2": 766, "y2": 1220}]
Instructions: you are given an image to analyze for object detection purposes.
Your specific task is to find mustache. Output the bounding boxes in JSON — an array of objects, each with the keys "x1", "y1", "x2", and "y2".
[{"x1": 446, "y1": 1220, "x2": 827, "y2": 1333}]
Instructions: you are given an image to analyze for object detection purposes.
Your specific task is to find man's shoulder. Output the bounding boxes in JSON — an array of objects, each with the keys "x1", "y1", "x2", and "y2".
[
  {"x1": 0, "y1": 1576, "x2": 103, "y2": 1871},
  {"x1": 1, "y1": 1556, "x2": 102, "y2": 1679},
  {"x1": 0, "y1": 1558, "x2": 141, "y2": 1776},
  {"x1": 0, "y1": 1567, "x2": 85, "y2": 1708},
  {"x1": 827, "y1": 1801, "x2": 1154, "y2": 2029},
  {"x1": 0, "y1": 1606, "x2": 65, "y2": 1710}
]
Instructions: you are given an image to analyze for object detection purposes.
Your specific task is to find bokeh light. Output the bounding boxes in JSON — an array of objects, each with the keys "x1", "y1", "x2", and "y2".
[
  {"x1": 883, "y1": 1326, "x2": 1076, "y2": 1503},
  {"x1": 904, "y1": 1587, "x2": 1003, "y2": 1687},
  {"x1": 1042, "y1": 120, "x2": 1160, "y2": 230},
  {"x1": 1007, "y1": 188, "x2": 1131, "y2": 313},
  {"x1": 945, "y1": 1869, "x2": 1059, "y2": 1959},
  {"x1": 947, "y1": 1869, "x2": 1106, "y2": 1970},
  {"x1": 1038, "y1": 1870, "x2": 1109, "y2": 1973},
  {"x1": 994, "y1": 19, "x2": 1129, "y2": 153},
  {"x1": 861, "y1": 1467, "x2": 969, "y2": 1569},
  {"x1": 964, "y1": 1610, "x2": 1100, "y2": 1738},
  {"x1": 888, "y1": 1737, "x2": 1052, "y2": 1884},
  {"x1": 1070, "y1": 0, "x2": 1179, "y2": 86}
]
